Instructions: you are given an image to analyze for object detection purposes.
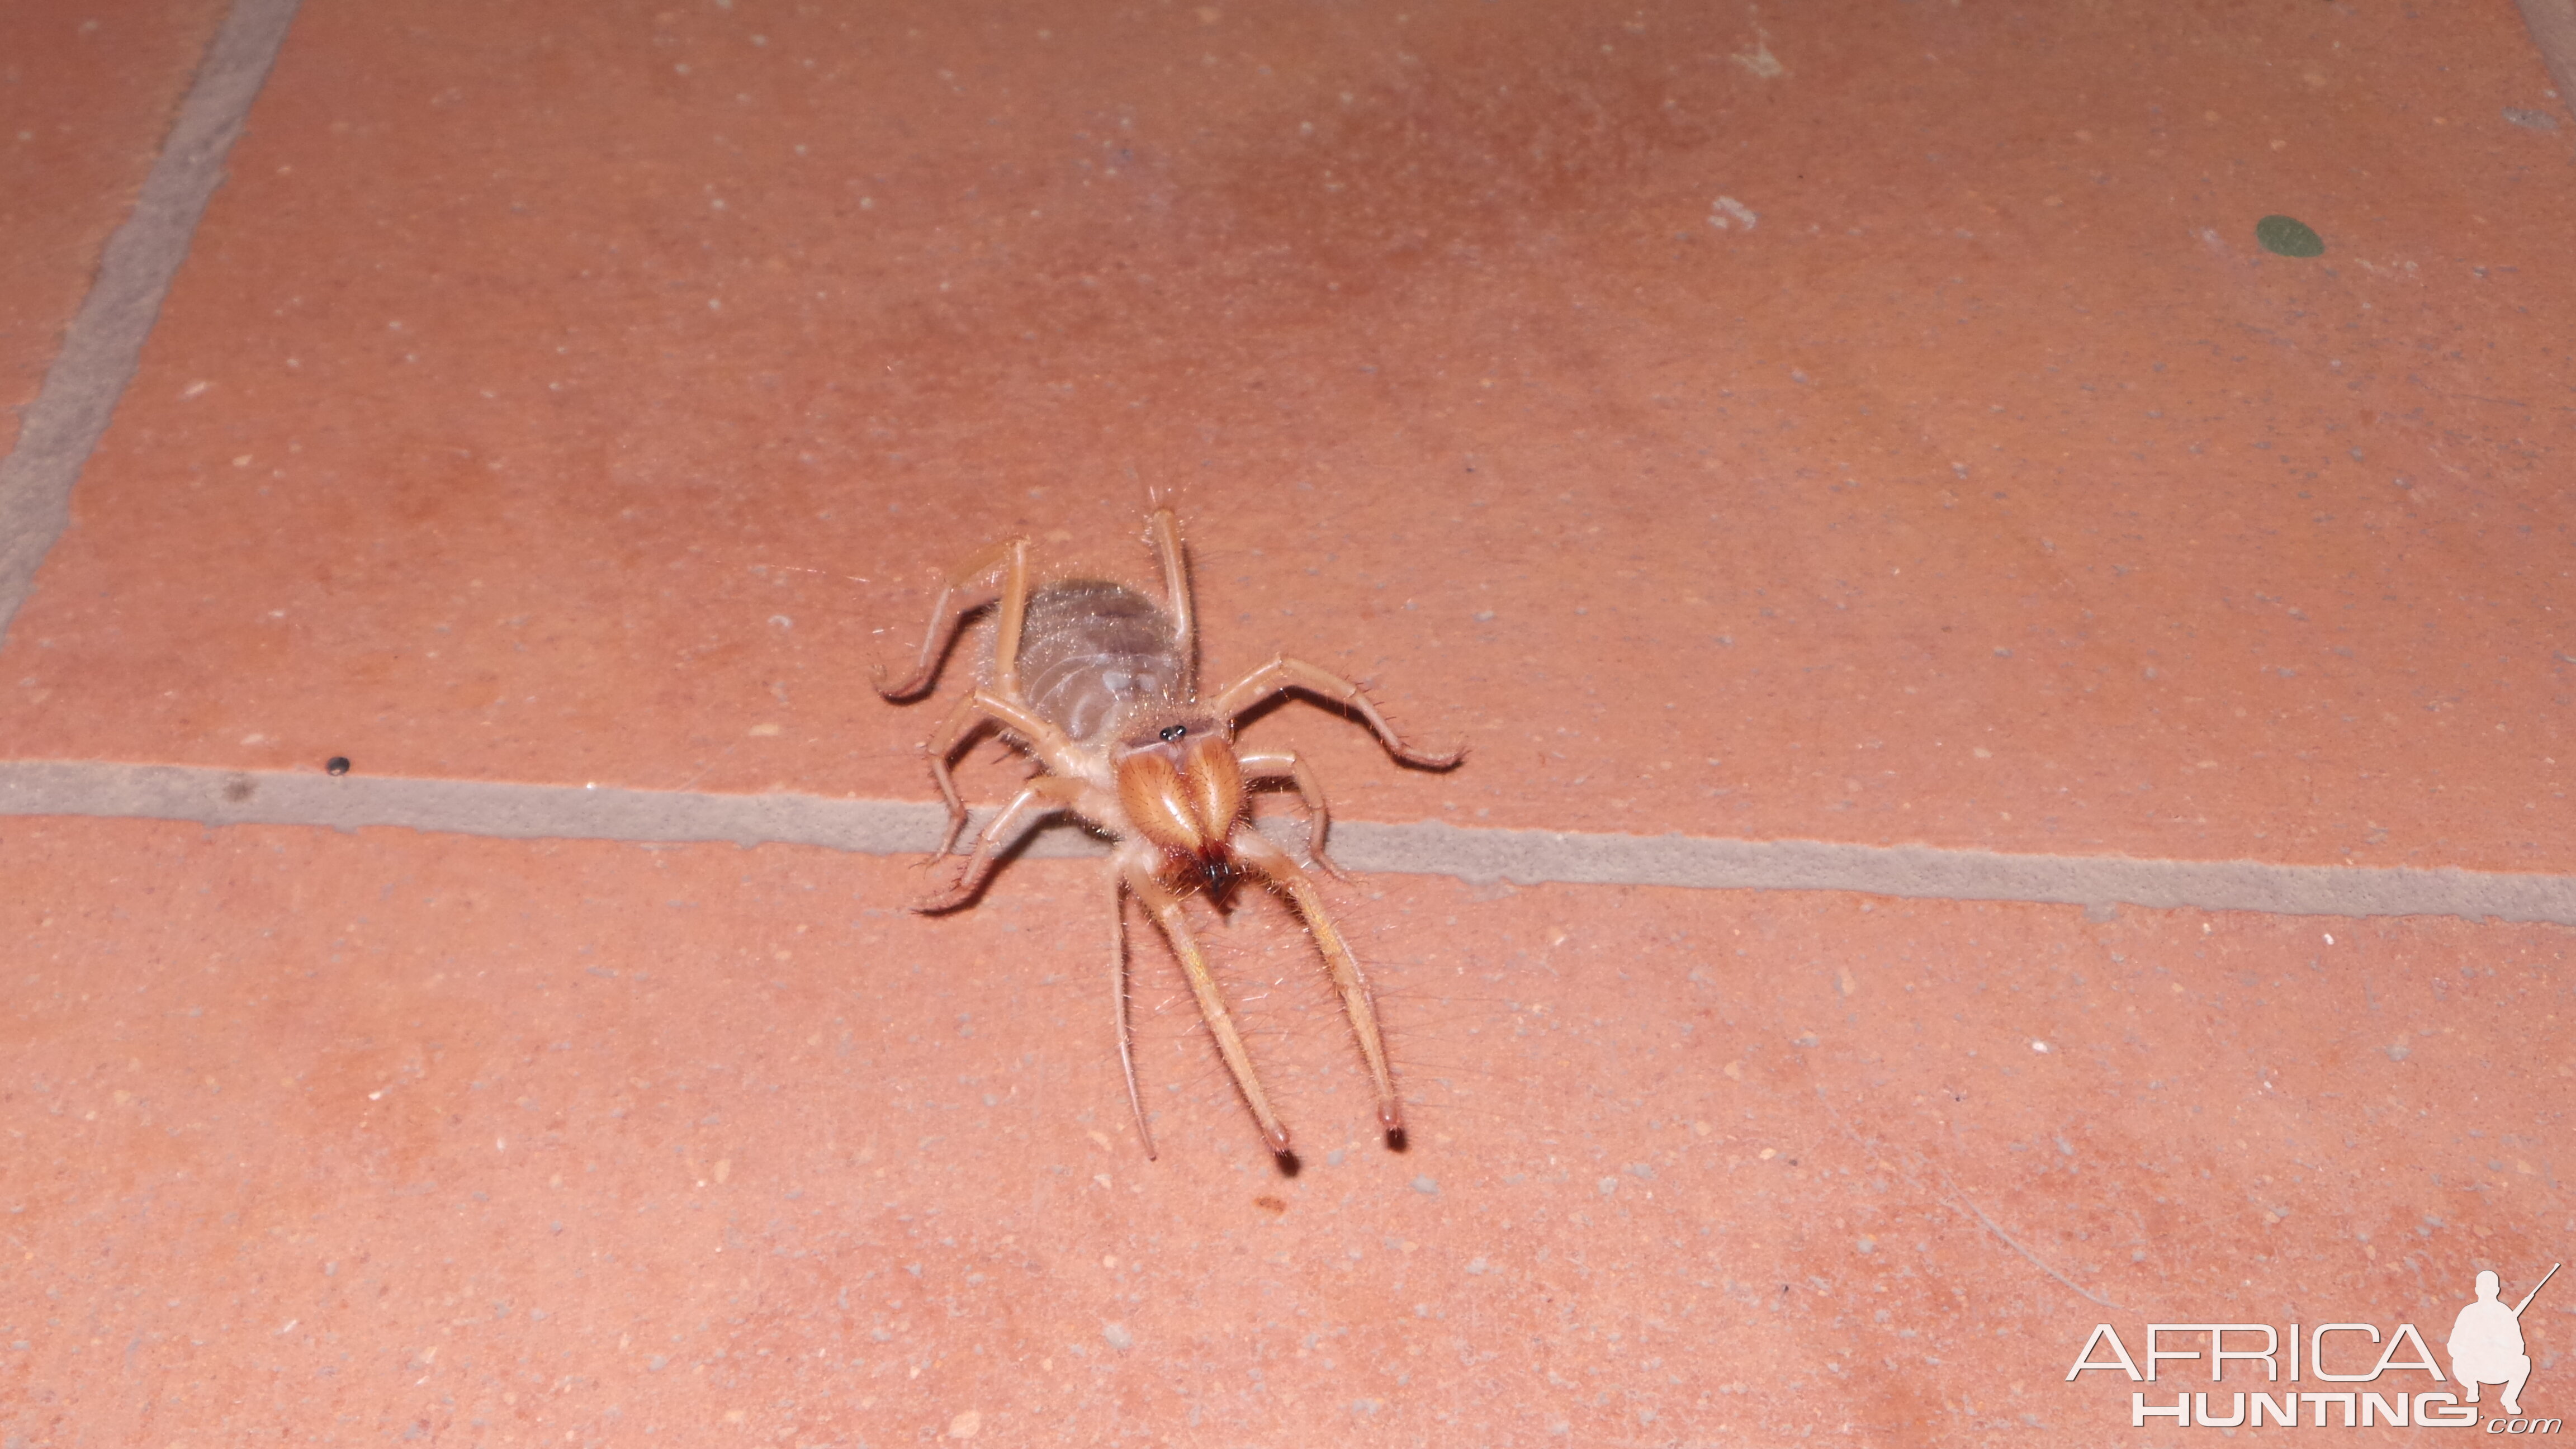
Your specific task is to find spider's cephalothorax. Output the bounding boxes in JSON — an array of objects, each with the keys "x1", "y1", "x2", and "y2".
[{"x1": 875, "y1": 509, "x2": 1460, "y2": 1164}]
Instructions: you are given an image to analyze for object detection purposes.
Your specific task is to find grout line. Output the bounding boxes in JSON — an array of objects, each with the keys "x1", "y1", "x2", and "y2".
[
  {"x1": 2517, "y1": 0, "x2": 2576, "y2": 122},
  {"x1": 0, "y1": 0, "x2": 302, "y2": 640},
  {"x1": 4, "y1": 760, "x2": 2570, "y2": 925}
]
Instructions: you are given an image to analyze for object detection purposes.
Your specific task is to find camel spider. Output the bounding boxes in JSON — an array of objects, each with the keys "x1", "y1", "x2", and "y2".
[{"x1": 875, "y1": 509, "x2": 1460, "y2": 1164}]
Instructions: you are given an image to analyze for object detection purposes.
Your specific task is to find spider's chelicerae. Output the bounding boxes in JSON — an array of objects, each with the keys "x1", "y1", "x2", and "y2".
[{"x1": 875, "y1": 509, "x2": 1461, "y2": 1163}]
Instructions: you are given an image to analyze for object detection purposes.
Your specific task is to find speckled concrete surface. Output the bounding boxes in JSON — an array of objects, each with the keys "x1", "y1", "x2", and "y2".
[
  {"x1": 2, "y1": 0, "x2": 2572, "y2": 866},
  {"x1": 0, "y1": 820, "x2": 2565, "y2": 1433},
  {"x1": 4, "y1": 822, "x2": 2568, "y2": 1442},
  {"x1": 2, "y1": 0, "x2": 2570, "y2": 1443},
  {"x1": 0, "y1": 0, "x2": 234, "y2": 458}
]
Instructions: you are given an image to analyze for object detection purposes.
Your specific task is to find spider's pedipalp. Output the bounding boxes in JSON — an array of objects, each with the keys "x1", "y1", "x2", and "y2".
[
  {"x1": 1109, "y1": 869, "x2": 1159, "y2": 1161},
  {"x1": 1120, "y1": 842, "x2": 1294, "y2": 1157},
  {"x1": 1232, "y1": 829, "x2": 1405, "y2": 1146}
]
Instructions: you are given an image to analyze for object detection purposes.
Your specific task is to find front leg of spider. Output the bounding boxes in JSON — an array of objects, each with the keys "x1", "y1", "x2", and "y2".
[
  {"x1": 1117, "y1": 839, "x2": 1295, "y2": 1158},
  {"x1": 911, "y1": 775, "x2": 1091, "y2": 914},
  {"x1": 1235, "y1": 748, "x2": 1351, "y2": 882}
]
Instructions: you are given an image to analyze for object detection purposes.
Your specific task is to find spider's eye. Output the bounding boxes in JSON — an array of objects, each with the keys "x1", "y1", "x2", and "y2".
[{"x1": 1158, "y1": 724, "x2": 1187, "y2": 742}]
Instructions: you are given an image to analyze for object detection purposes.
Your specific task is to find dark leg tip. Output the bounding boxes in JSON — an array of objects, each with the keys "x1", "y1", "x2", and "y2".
[
  {"x1": 1272, "y1": 1149, "x2": 1303, "y2": 1178},
  {"x1": 1383, "y1": 1125, "x2": 1409, "y2": 1154}
]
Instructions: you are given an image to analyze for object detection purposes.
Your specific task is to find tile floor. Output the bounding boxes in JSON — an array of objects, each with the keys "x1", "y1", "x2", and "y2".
[{"x1": 2, "y1": 0, "x2": 2570, "y2": 1443}]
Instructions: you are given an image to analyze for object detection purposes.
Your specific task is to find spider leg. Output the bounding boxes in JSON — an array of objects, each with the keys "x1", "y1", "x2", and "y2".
[
  {"x1": 1209, "y1": 656, "x2": 1462, "y2": 769},
  {"x1": 1109, "y1": 868, "x2": 1158, "y2": 1160},
  {"x1": 918, "y1": 687, "x2": 1085, "y2": 858},
  {"x1": 1235, "y1": 749, "x2": 1350, "y2": 882},
  {"x1": 920, "y1": 691, "x2": 993, "y2": 858},
  {"x1": 874, "y1": 536, "x2": 1027, "y2": 702},
  {"x1": 1120, "y1": 843, "x2": 1292, "y2": 1157},
  {"x1": 1145, "y1": 508, "x2": 1196, "y2": 697},
  {"x1": 988, "y1": 532, "x2": 1033, "y2": 701},
  {"x1": 912, "y1": 774, "x2": 1087, "y2": 913},
  {"x1": 1232, "y1": 830, "x2": 1405, "y2": 1148}
]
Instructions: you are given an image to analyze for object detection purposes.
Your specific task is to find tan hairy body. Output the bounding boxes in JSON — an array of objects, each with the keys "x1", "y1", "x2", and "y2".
[{"x1": 875, "y1": 510, "x2": 1460, "y2": 1164}]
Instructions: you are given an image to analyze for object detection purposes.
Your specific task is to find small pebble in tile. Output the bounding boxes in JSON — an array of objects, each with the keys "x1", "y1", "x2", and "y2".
[
  {"x1": 2254, "y1": 214, "x2": 2326, "y2": 258},
  {"x1": 325, "y1": 756, "x2": 351, "y2": 775}
]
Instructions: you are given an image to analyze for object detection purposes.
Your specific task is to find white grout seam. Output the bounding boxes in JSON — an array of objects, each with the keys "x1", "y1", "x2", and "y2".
[
  {"x1": 2513, "y1": 0, "x2": 2576, "y2": 124},
  {"x1": 3, "y1": 761, "x2": 2569, "y2": 925},
  {"x1": 0, "y1": 0, "x2": 303, "y2": 639}
]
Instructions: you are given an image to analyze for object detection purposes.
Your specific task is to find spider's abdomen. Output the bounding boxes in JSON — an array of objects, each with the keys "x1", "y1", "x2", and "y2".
[{"x1": 1015, "y1": 579, "x2": 1184, "y2": 743}]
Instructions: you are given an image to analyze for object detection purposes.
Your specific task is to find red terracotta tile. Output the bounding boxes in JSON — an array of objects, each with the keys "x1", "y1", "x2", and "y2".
[
  {"x1": 10, "y1": 3, "x2": 2575, "y2": 1444},
  {"x1": 3, "y1": 0, "x2": 2571, "y2": 875},
  {"x1": 4, "y1": 820, "x2": 2566, "y2": 1442},
  {"x1": 0, "y1": 0, "x2": 232, "y2": 457}
]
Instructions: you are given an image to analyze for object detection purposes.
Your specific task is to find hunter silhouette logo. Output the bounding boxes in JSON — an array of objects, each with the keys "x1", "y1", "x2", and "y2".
[
  {"x1": 2066, "y1": 1262, "x2": 2559, "y2": 1430},
  {"x1": 2452, "y1": 1265, "x2": 2555, "y2": 1417}
]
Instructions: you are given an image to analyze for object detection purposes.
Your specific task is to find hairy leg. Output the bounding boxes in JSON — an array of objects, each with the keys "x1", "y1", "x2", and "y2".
[
  {"x1": 918, "y1": 687, "x2": 1085, "y2": 857},
  {"x1": 1145, "y1": 509, "x2": 1196, "y2": 697},
  {"x1": 911, "y1": 774, "x2": 1090, "y2": 912},
  {"x1": 1232, "y1": 830, "x2": 1404, "y2": 1145},
  {"x1": 1236, "y1": 749, "x2": 1349, "y2": 882},
  {"x1": 1121, "y1": 845, "x2": 1291, "y2": 1156},
  {"x1": 874, "y1": 536, "x2": 1027, "y2": 702},
  {"x1": 1209, "y1": 655, "x2": 1461, "y2": 769},
  {"x1": 1108, "y1": 869, "x2": 1158, "y2": 1160}
]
